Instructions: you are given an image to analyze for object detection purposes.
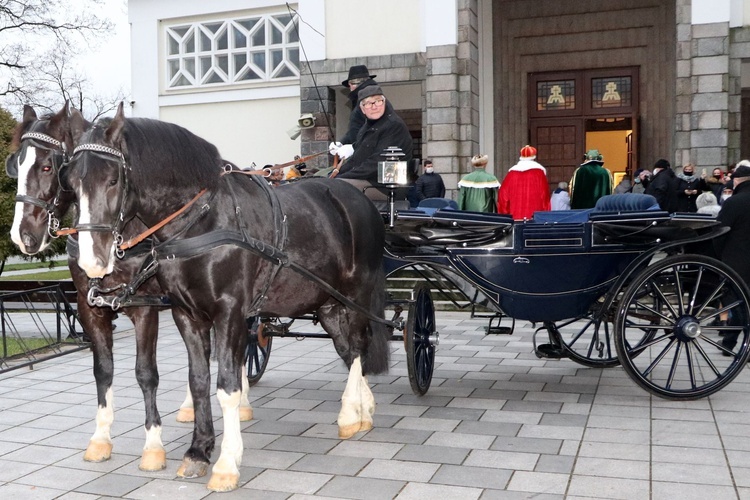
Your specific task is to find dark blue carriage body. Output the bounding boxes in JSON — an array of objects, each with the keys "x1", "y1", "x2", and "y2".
[{"x1": 384, "y1": 207, "x2": 720, "y2": 322}]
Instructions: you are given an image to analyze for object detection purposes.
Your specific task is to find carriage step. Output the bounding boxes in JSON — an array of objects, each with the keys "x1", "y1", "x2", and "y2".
[{"x1": 535, "y1": 343, "x2": 568, "y2": 359}]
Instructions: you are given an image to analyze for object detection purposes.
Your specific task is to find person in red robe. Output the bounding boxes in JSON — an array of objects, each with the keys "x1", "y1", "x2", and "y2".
[{"x1": 497, "y1": 145, "x2": 550, "y2": 219}]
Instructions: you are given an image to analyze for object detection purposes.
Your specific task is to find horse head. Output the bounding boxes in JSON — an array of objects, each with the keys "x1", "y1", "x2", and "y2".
[
  {"x1": 7, "y1": 103, "x2": 83, "y2": 255},
  {"x1": 65, "y1": 102, "x2": 134, "y2": 278}
]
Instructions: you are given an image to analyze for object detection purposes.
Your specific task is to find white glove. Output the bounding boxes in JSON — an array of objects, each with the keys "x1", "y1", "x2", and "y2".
[
  {"x1": 337, "y1": 144, "x2": 354, "y2": 159},
  {"x1": 328, "y1": 141, "x2": 343, "y2": 155}
]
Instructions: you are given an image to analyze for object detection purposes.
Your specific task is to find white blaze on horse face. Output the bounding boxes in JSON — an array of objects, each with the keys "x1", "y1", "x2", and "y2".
[
  {"x1": 77, "y1": 194, "x2": 115, "y2": 278},
  {"x1": 10, "y1": 147, "x2": 38, "y2": 253}
]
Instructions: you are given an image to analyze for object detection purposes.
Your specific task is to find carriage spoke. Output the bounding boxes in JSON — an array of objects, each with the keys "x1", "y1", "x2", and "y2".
[
  {"x1": 686, "y1": 266, "x2": 704, "y2": 316},
  {"x1": 649, "y1": 282, "x2": 679, "y2": 321},
  {"x1": 664, "y1": 340, "x2": 682, "y2": 389},
  {"x1": 670, "y1": 266, "x2": 685, "y2": 316},
  {"x1": 640, "y1": 337, "x2": 677, "y2": 378},
  {"x1": 693, "y1": 336, "x2": 723, "y2": 377}
]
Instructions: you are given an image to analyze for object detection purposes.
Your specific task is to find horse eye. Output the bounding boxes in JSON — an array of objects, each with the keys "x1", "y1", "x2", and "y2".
[{"x1": 108, "y1": 178, "x2": 118, "y2": 187}]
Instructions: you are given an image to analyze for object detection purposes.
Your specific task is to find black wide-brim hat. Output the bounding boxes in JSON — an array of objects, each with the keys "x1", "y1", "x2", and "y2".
[{"x1": 342, "y1": 65, "x2": 376, "y2": 86}]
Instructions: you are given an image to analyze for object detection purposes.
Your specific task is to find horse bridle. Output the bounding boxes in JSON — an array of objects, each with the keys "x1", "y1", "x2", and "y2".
[
  {"x1": 8, "y1": 131, "x2": 69, "y2": 238},
  {"x1": 69, "y1": 142, "x2": 131, "y2": 257}
]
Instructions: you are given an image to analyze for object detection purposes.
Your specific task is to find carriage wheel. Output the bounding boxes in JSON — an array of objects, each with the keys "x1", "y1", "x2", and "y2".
[
  {"x1": 614, "y1": 254, "x2": 750, "y2": 400},
  {"x1": 245, "y1": 320, "x2": 272, "y2": 387},
  {"x1": 556, "y1": 313, "x2": 619, "y2": 368},
  {"x1": 405, "y1": 283, "x2": 437, "y2": 395}
]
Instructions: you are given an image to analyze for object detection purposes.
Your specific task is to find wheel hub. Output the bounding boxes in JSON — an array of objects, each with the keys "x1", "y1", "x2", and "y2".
[{"x1": 674, "y1": 316, "x2": 702, "y2": 341}]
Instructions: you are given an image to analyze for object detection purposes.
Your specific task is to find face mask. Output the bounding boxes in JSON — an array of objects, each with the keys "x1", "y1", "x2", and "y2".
[
  {"x1": 684, "y1": 171, "x2": 694, "y2": 176},
  {"x1": 634, "y1": 178, "x2": 641, "y2": 184},
  {"x1": 714, "y1": 174, "x2": 722, "y2": 179},
  {"x1": 425, "y1": 167, "x2": 434, "y2": 174},
  {"x1": 722, "y1": 194, "x2": 732, "y2": 201}
]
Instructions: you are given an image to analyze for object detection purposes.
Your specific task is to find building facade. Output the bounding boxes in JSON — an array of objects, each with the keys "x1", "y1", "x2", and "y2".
[{"x1": 128, "y1": 0, "x2": 750, "y2": 195}]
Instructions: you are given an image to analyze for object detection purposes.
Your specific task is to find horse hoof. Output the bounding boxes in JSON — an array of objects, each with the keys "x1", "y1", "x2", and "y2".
[
  {"x1": 207, "y1": 472, "x2": 240, "y2": 492},
  {"x1": 83, "y1": 440, "x2": 113, "y2": 462},
  {"x1": 359, "y1": 420, "x2": 373, "y2": 432},
  {"x1": 239, "y1": 406, "x2": 253, "y2": 422},
  {"x1": 176, "y1": 458, "x2": 209, "y2": 478},
  {"x1": 176, "y1": 407, "x2": 195, "y2": 423},
  {"x1": 338, "y1": 422, "x2": 362, "y2": 439},
  {"x1": 139, "y1": 449, "x2": 167, "y2": 471}
]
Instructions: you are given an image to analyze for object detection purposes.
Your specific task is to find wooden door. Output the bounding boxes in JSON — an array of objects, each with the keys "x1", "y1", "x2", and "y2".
[{"x1": 531, "y1": 119, "x2": 584, "y2": 192}]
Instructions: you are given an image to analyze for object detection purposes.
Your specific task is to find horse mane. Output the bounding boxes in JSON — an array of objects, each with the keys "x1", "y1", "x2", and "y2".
[{"x1": 105, "y1": 117, "x2": 223, "y2": 192}]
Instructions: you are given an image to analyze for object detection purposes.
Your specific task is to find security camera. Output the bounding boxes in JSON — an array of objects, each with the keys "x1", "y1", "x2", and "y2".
[{"x1": 298, "y1": 113, "x2": 315, "y2": 129}]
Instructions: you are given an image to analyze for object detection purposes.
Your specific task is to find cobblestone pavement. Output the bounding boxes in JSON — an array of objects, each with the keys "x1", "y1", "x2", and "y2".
[{"x1": 1, "y1": 310, "x2": 750, "y2": 499}]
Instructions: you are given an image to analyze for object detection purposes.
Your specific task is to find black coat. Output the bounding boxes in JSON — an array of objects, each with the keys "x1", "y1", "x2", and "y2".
[
  {"x1": 415, "y1": 173, "x2": 446, "y2": 201},
  {"x1": 338, "y1": 102, "x2": 413, "y2": 183},
  {"x1": 675, "y1": 173, "x2": 701, "y2": 212},
  {"x1": 339, "y1": 79, "x2": 378, "y2": 145},
  {"x1": 645, "y1": 168, "x2": 679, "y2": 212},
  {"x1": 715, "y1": 180, "x2": 750, "y2": 285}
]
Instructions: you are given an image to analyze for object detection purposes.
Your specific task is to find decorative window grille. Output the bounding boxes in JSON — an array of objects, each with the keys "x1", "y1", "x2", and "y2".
[
  {"x1": 591, "y1": 76, "x2": 632, "y2": 109},
  {"x1": 165, "y1": 13, "x2": 300, "y2": 89},
  {"x1": 537, "y1": 80, "x2": 576, "y2": 111}
]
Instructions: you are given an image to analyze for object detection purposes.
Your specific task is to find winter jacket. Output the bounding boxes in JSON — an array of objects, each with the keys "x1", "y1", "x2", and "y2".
[
  {"x1": 715, "y1": 180, "x2": 750, "y2": 285},
  {"x1": 645, "y1": 168, "x2": 679, "y2": 212},
  {"x1": 339, "y1": 78, "x2": 378, "y2": 145},
  {"x1": 415, "y1": 173, "x2": 446, "y2": 201},
  {"x1": 337, "y1": 102, "x2": 413, "y2": 183}
]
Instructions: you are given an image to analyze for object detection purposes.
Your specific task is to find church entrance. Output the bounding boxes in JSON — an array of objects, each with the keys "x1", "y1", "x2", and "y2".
[{"x1": 528, "y1": 67, "x2": 639, "y2": 191}]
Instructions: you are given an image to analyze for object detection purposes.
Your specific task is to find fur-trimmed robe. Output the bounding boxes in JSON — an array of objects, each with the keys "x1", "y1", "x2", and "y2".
[{"x1": 497, "y1": 159, "x2": 550, "y2": 219}]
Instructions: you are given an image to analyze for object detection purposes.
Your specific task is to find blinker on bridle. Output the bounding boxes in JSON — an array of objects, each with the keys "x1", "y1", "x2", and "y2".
[{"x1": 12, "y1": 131, "x2": 69, "y2": 238}]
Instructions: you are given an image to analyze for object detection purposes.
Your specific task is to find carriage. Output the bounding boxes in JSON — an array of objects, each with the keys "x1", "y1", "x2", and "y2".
[
  {"x1": 9, "y1": 104, "x2": 750, "y2": 492},
  {"x1": 243, "y1": 191, "x2": 750, "y2": 402}
]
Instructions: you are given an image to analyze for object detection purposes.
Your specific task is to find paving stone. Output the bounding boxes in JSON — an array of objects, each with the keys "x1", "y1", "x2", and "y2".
[
  {"x1": 316, "y1": 475, "x2": 405, "y2": 500},
  {"x1": 506, "y1": 471, "x2": 569, "y2": 495},
  {"x1": 535, "y1": 454, "x2": 575, "y2": 474},
  {"x1": 74, "y1": 473, "x2": 152, "y2": 497},
  {"x1": 289, "y1": 454, "x2": 370, "y2": 476},
  {"x1": 359, "y1": 427, "x2": 433, "y2": 445},
  {"x1": 396, "y1": 481, "x2": 482, "y2": 499},
  {"x1": 245, "y1": 469, "x2": 332, "y2": 494},
  {"x1": 358, "y1": 458, "x2": 439, "y2": 482},
  {"x1": 394, "y1": 444, "x2": 470, "y2": 465},
  {"x1": 430, "y1": 463, "x2": 511, "y2": 489},
  {"x1": 490, "y1": 436, "x2": 562, "y2": 454},
  {"x1": 328, "y1": 440, "x2": 403, "y2": 459},
  {"x1": 263, "y1": 435, "x2": 339, "y2": 454},
  {"x1": 464, "y1": 449, "x2": 539, "y2": 471},
  {"x1": 453, "y1": 420, "x2": 520, "y2": 437}
]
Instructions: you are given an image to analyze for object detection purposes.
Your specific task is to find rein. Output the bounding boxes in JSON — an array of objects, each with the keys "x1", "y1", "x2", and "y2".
[{"x1": 223, "y1": 150, "x2": 327, "y2": 177}]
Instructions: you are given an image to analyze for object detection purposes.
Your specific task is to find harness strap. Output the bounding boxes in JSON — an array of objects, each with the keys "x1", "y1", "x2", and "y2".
[
  {"x1": 153, "y1": 229, "x2": 395, "y2": 327},
  {"x1": 119, "y1": 188, "x2": 208, "y2": 250},
  {"x1": 221, "y1": 150, "x2": 327, "y2": 177},
  {"x1": 15, "y1": 194, "x2": 55, "y2": 212}
]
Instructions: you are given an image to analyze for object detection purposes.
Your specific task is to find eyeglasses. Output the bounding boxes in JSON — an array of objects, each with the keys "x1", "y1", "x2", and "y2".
[{"x1": 360, "y1": 97, "x2": 385, "y2": 109}]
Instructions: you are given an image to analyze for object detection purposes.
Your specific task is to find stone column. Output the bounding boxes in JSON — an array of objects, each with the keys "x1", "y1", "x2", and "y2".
[
  {"x1": 676, "y1": 0, "x2": 730, "y2": 171},
  {"x1": 424, "y1": 0, "x2": 480, "y2": 197}
]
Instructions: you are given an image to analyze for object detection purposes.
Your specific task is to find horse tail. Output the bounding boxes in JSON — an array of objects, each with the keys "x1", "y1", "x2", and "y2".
[{"x1": 362, "y1": 267, "x2": 390, "y2": 375}]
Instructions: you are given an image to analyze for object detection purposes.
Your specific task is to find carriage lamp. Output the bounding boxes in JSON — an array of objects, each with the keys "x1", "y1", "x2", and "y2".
[
  {"x1": 378, "y1": 146, "x2": 408, "y2": 185},
  {"x1": 378, "y1": 146, "x2": 408, "y2": 228}
]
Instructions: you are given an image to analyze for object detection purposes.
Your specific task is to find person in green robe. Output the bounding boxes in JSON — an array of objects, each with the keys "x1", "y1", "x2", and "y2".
[
  {"x1": 457, "y1": 154, "x2": 500, "y2": 212},
  {"x1": 569, "y1": 149, "x2": 613, "y2": 209}
]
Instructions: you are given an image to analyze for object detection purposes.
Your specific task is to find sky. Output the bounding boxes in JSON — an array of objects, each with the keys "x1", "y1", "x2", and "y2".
[{"x1": 76, "y1": 0, "x2": 131, "y2": 97}]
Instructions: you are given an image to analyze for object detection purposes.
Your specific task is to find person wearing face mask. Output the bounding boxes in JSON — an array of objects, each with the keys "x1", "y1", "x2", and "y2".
[
  {"x1": 675, "y1": 164, "x2": 701, "y2": 212},
  {"x1": 414, "y1": 159, "x2": 445, "y2": 201},
  {"x1": 720, "y1": 186, "x2": 733, "y2": 204},
  {"x1": 704, "y1": 167, "x2": 726, "y2": 201}
]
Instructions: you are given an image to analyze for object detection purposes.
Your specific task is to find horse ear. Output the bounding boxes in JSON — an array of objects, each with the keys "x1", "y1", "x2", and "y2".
[
  {"x1": 47, "y1": 103, "x2": 68, "y2": 141},
  {"x1": 105, "y1": 102, "x2": 126, "y2": 146},
  {"x1": 68, "y1": 107, "x2": 88, "y2": 145},
  {"x1": 22, "y1": 105, "x2": 37, "y2": 124}
]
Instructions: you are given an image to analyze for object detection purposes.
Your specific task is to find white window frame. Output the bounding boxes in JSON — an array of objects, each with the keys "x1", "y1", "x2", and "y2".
[{"x1": 164, "y1": 11, "x2": 300, "y2": 90}]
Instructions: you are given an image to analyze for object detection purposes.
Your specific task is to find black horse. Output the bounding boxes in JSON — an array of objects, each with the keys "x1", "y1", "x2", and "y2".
[
  {"x1": 65, "y1": 103, "x2": 390, "y2": 491},
  {"x1": 6, "y1": 104, "x2": 253, "y2": 472}
]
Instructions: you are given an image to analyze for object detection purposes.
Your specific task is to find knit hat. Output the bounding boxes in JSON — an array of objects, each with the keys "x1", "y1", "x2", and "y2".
[
  {"x1": 357, "y1": 85, "x2": 384, "y2": 104},
  {"x1": 582, "y1": 149, "x2": 604, "y2": 165},
  {"x1": 471, "y1": 154, "x2": 489, "y2": 167},
  {"x1": 519, "y1": 145, "x2": 537, "y2": 160},
  {"x1": 342, "y1": 65, "x2": 376, "y2": 87}
]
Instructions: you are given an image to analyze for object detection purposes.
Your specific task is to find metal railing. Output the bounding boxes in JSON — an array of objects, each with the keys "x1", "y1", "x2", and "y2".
[{"x1": 0, "y1": 284, "x2": 88, "y2": 373}]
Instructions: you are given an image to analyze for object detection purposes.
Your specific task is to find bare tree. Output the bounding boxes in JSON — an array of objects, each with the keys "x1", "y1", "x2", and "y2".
[{"x1": 0, "y1": 0, "x2": 115, "y2": 118}]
